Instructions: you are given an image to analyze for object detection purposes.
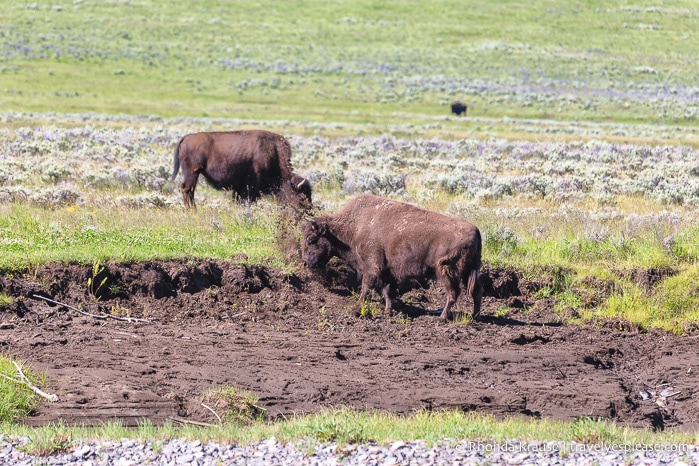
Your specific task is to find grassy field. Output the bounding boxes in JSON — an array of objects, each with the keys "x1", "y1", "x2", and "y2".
[
  {"x1": 2, "y1": 0, "x2": 699, "y2": 127},
  {"x1": 2, "y1": 0, "x2": 699, "y2": 450}
]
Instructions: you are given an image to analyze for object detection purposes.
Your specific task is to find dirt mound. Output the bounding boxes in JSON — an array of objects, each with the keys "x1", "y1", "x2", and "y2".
[
  {"x1": 1, "y1": 259, "x2": 698, "y2": 432},
  {"x1": 621, "y1": 267, "x2": 678, "y2": 293}
]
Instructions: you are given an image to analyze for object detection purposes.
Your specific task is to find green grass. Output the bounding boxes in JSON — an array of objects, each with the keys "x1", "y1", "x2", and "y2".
[
  {"x1": 2, "y1": 409, "x2": 697, "y2": 457},
  {"x1": 0, "y1": 292, "x2": 14, "y2": 309},
  {"x1": 0, "y1": 203, "x2": 284, "y2": 270},
  {"x1": 484, "y1": 230, "x2": 676, "y2": 273},
  {"x1": 483, "y1": 227, "x2": 699, "y2": 333},
  {"x1": 0, "y1": 356, "x2": 39, "y2": 423},
  {"x1": 593, "y1": 263, "x2": 699, "y2": 334}
]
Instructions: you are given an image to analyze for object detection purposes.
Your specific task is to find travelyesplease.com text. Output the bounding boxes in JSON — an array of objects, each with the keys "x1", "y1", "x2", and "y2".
[{"x1": 464, "y1": 441, "x2": 690, "y2": 454}]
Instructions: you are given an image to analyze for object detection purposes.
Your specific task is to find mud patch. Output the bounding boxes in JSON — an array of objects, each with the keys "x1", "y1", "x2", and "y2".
[{"x1": 1, "y1": 259, "x2": 698, "y2": 432}]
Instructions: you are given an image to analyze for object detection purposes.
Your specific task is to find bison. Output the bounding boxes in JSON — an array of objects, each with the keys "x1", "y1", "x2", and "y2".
[
  {"x1": 451, "y1": 101, "x2": 467, "y2": 116},
  {"x1": 302, "y1": 194, "x2": 483, "y2": 321},
  {"x1": 171, "y1": 130, "x2": 311, "y2": 210}
]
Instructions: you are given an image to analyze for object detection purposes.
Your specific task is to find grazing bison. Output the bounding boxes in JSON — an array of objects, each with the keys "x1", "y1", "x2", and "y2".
[
  {"x1": 171, "y1": 130, "x2": 311, "y2": 210},
  {"x1": 302, "y1": 194, "x2": 482, "y2": 321},
  {"x1": 451, "y1": 101, "x2": 467, "y2": 116}
]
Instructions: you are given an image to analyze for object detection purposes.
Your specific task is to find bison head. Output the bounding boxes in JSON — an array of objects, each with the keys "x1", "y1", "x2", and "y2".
[
  {"x1": 279, "y1": 175, "x2": 313, "y2": 212},
  {"x1": 301, "y1": 218, "x2": 333, "y2": 269},
  {"x1": 291, "y1": 175, "x2": 312, "y2": 205}
]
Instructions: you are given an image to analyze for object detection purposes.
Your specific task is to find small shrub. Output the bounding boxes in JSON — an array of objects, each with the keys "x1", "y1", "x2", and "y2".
[
  {"x1": 484, "y1": 225, "x2": 520, "y2": 257},
  {"x1": 87, "y1": 260, "x2": 108, "y2": 300},
  {"x1": 0, "y1": 291, "x2": 14, "y2": 310},
  {"x1": 200, "y1": 385, "x2": 265, "y2": 425}
]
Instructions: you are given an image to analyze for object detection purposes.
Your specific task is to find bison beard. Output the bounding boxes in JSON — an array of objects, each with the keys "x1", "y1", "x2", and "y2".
[
  {"x1": 171, "y1": 130, "x2": 311, "y2": 210},
  {"x1": 302, "y1": 194, "x2": 483, "y2": 321}
]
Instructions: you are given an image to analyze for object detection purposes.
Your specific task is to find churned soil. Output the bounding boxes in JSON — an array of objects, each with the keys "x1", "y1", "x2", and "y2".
[{"x1": 1, "y1": 259, "x2": 698, "y2": 432}]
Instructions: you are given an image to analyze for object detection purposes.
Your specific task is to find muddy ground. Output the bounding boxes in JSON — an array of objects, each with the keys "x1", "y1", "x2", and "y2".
[{"x1": 1, "y1": 259, "x2": 698, "y2": 432}]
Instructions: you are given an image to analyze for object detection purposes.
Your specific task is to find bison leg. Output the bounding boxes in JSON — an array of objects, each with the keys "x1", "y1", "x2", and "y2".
[
  {"x1": 470, "y1": 271, "x2": 484, "y2": 321},
  {"x1": 180, "y1": 171, "x2": 199, "y2": 209},
  {"x1": 357, "y1": 277, "x2": 376, "y2": 316},
  {"x1": 381, "y1": 283, "x2": 396, "y2": 316},
  {"x1": 438, "y1": 259, "x2": 461, "y2": 321},
  {"x1": 441, "y1": 297, "x2": 455, "y2": 321},
  {"x1": 357, "y1": 260, "x2": 383, "y2": 316}
]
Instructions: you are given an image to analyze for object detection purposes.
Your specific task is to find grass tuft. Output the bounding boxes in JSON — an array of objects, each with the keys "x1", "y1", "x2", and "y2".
[
  {"x1": 200, "y1": 385, "x2": 265, "y2": 425},
  {"x1": 0, "y1": 292, "x2": 14, "y2": 310},
  {"x1": 17, "y1": 422, "x2": 72, "y2": 457}
]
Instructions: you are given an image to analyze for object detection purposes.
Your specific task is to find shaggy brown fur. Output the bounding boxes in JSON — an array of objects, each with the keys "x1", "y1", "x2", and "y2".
[
  {"x1": 171, "y1": 130, "x2": 311, "y2": 210},
  {"x1": 302, "y1": 194, "x2": 482, "y2": 321}
]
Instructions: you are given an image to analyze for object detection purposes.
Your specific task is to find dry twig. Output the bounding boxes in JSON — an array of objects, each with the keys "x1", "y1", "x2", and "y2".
[
  {"x1": 32, "y1": 294, "x2": 151, "y2": 323},
  {"x1": 201, "y1": 402, "x2": 222, "y2": 423},
  {"x1": 168, "y1": 416, "x2": 216, "y2": 427},
  {"x1": 12, "y1": 361, "x2": 59, "y2": 402}
]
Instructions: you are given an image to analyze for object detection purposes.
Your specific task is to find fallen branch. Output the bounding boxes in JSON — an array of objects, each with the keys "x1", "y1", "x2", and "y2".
[
  {"x1": 31, "y1": 294, "x2": 151, "y2": 323},
  {"x1": 168, "y1": 416, "x2": 216, "y2": 428},
  {"x1": 201, "y1": 402, "x2": 222, "y2": 423},
  {"x1": 12, "y1": 361, "x2": 59, "y2": 402}
]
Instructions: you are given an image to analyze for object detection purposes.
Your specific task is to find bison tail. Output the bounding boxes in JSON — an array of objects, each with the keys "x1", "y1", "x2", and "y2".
[
  {"x1": 466, "y1": 267, "x2": 479, "y2": 296},
  {"x1": 465, "y1": 230, "x2": 481, "y2": 296},
  {"x1": 171, "y1": 139, "x2": 182, "y2": 181}
]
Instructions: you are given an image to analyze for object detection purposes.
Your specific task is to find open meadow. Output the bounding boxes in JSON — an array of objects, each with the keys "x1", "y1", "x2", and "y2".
[{"x1": 2, "y1": 0, "x2": 699, "y2": 458}]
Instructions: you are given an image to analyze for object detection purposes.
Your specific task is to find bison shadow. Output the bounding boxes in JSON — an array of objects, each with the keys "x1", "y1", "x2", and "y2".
[
  {"x1": 475, "y1": 314, "x2": 563, "y2": 328},
  {"x1": 309, "y1": 260, "x2": 563, "y2": 327},
  {"x1": 396, "y1": 304, "x2": 562, "y2": 327}
]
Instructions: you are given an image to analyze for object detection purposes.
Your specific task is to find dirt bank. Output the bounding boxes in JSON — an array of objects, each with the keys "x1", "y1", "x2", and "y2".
[{"x1": 1, "y1": 260, "x2": 697, "y2": 431}]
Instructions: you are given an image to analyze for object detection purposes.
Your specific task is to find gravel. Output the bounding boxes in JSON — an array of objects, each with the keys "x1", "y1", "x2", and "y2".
[{"x1": 1, "y1": 436, "x2": 697, "y2": 465}]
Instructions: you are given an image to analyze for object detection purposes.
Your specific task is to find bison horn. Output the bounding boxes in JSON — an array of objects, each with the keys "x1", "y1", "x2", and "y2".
[
  {"x1": 305, "y1": 217, "x2": 318, "y2": 228},
  {"x1": 296, "y1": 178, "x2": 308, "y2": 189}
]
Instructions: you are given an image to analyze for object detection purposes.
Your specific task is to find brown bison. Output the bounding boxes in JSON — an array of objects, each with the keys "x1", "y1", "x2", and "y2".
[
  {"x1": 451, "y1": 101, "x2": 467, "y2": 116},
  {"x1": 302, "y1": 194, "x2": 483, "y2": 321},
  {"x1": 171, "y1": 130, "x2": 311, "y2": 210}
]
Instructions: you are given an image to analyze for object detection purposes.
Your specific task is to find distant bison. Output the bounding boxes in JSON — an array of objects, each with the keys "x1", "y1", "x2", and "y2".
[
  {"x1": 171, "y1": 130, "x2": 311, "y2": 210},
  {"x1": 302, "y1": 194, "x2": 482, "y2": 321},
  {"x1": 451, "y1": 101, "x2": 467, "y2": 116}
]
